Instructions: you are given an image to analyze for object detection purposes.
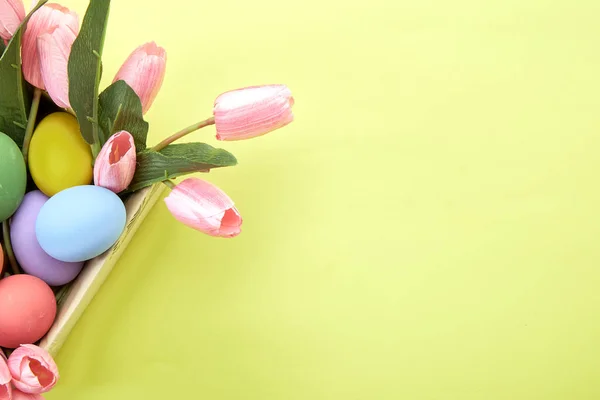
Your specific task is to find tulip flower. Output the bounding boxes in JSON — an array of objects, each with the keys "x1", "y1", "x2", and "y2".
[
  {"x1": 21, "y1": 3, "x2": 78, "y2": 89},
  {"x1": 164, "y1": 178, "x2": 242, "y2": 238},
  {"x1": 113, "y1": 42, "x2": 166, "y2": 114},
  {"x1": 12, "y1": 390, "x2": 44, "y2": 400},
  {"x1": 213, "y1": 84, "x2": 294, "y2": 141},
  {"x1": 37, "y1": 22, "x2": 78, "y2": 108},
  {"x1": 0, "y1": 0, "x2": 25, "y2": 40},
  {"x1": 93, "y1": 130, "x2": 136, "y2": 193},
  {"x1": 8, "y1": 345, "x2": 58, "y2": 394},
  {"x1": 0, "y1": 351, "x2": 12, "y2": 400}
]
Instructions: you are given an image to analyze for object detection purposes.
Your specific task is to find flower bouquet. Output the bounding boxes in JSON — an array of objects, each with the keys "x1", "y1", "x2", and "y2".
[{"x1": 0, "y1": 0, "x2": 295, "y2": 396}]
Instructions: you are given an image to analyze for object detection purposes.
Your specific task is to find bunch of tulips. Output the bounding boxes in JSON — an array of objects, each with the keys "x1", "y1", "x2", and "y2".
[
  {"x1": 1, "y1": 0, "x2": 295, "y2": 238},
  {"x1": 0, "y1": 0, "x2": 295, "y2": 397}
]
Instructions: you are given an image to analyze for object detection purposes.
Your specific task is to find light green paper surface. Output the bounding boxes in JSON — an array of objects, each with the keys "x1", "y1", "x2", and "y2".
[{"x1": 48, "y1": 0, "x2": 600, "y2": 398}]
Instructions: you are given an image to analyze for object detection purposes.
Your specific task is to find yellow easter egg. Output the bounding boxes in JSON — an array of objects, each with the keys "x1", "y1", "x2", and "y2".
[{"x1": 29, "y1": 112, "x2": 93, "y2": 197}]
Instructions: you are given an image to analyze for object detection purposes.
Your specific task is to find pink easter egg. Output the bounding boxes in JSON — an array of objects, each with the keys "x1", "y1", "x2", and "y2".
[{"x1": 0, "y1": 275, "x2": 56, "y2": 348}]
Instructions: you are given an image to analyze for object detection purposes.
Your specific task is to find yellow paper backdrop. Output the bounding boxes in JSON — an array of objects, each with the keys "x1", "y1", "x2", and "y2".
[{"x1": 46, "y1": 0, "x2": 600, "y2": 398}]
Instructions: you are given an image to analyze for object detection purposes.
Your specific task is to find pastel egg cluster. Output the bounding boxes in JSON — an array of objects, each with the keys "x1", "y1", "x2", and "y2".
[{"x1": 0, "y1": 112, "x2": 127, "y2": 348}]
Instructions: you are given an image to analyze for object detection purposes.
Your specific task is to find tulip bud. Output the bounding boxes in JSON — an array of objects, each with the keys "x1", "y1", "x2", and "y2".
[
  {"x1": 8, "y1": 344, "x2": 58, "y2": 394},
  {"x1": 21, "y1": 3, "x2": 78, "y2": 89},
  {"x1": 37, "y1": 23, "x2": 78, "y2": 108},
  {"x1": 0, "y1": 0, "x2": 25, "y2": 40},
  {"x1": 113, "y1": 42, "x2": 166, "y2": 114},
  {"x1": 213, "y1": 84, "x2": 294, "y2": 141},
  {"x1": 93, "y1": 131, "x2": 137, "y2": 193},
  {"x1": 0, "y1": 350, "x2": 12, "y2": 400},
  {"x1": 12, "y1": 390, "x2": 44, "y2": 400},
  {"x1": 164, "y1": 178, "x2": 242, "y2": 238}
]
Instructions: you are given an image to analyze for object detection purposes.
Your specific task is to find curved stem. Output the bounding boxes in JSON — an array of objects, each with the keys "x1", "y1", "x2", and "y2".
[
  {"x1": 151, "y1": 117, "x2": 215, "y2": 152},
  {"x1": 21, "y1": 87, "x2": 42, "y2": 164},
  {"x1": 2, "y1": 220, "x2": 19, "y2": 275}
]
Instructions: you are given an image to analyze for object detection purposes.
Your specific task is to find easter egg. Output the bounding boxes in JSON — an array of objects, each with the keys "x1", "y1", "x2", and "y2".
[
  {"x1": 0, "y1": 274, "x2": 56, "y2": 348},
  {"x1": 28, "y1": 112, "x2": 93, "y2": 197},
  {"x1": 11, "y1": 191, "x2": 84, "y2": 286},
  {"x1": 0, "y1": 132, "x2": 27, "y2": 221},
  {"x1": 36, "y1": 185, "x2": 126, "y2": 262}
]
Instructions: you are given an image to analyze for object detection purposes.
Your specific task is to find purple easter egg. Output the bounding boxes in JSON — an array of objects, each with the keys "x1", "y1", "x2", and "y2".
[{"x1": 10, "y1": 190, "x2": 84, "y2": 286}]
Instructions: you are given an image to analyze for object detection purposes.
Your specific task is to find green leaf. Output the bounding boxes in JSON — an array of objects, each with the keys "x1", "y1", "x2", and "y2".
[
  {"x1": 128, "y1": 143, "x2": 238, "y2": 192},
  {"x1": 0, "y1": 0, "x2": 47, "y2": 147},
  {"x1": 67, "y1": 0, "x2": 111, "y2": 148},
  {"x1": 98, "y1": 80, "x2": 149, "y2": 150}
]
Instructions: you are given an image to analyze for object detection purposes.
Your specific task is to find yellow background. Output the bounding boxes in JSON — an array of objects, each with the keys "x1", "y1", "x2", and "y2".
[{"x1": 46, "y1": 0, "x2": 600, "y2": 399}]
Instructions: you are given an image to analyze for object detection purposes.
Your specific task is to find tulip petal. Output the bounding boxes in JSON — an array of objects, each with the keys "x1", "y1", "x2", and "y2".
[
  {"x1": 16, "y1": 362, "x2": 38, "y2": 393},
  {"x1": 0, "y1": 383, "x2": 10, "y2": 400},
  {"x1": 12, "y1": 389, "x2": 44, "y2": 400},
  {"x1": 219, "y1": 207, "x2": 243, "y2": 237},
  {"x1": 214, "y1": 84, "x2": 294, "y2": 141},
  {"x1": 0, "y1": 351, "x2": 12, "y2": 400},
  {"x1": 93, "y1": 131, "x2": 137, "y2": 193},
  {"x1": 8, "y1": 345, "x2": 58, "y2": 394},
  {"x1": 22, "y1": 3, "x2": 78, "y2": 89},
  {"x1": 113, "y1": 42, "x2": 166, "y2": 114},
  {"x1": 164, "y1": 178, "x2": 242, "y2": 238},
  {"x1": 0, "y1": 0, "x2": 25, "y2": 40},
  {"x1": 37, "y1": 23, "x2": 76, "y2": 108},
  {"x1": 0, "y1": 351, "x2": 10, "y2": 385}
]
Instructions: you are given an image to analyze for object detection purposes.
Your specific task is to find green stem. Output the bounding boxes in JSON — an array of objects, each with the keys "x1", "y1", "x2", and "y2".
[
  {"x1": 151, "y1": 117, "x2": 215, "y2": 152},
  {"x1": 1, "y1": 220, "x2": 19, "y2": 275},
  {"x1": 162, "y1": 180, "x2": 176, "y2": 189},
  {"x1": 21, "y1": 87, "x2": 42, "y2": 164},
  {"x1": 90, "y1": 45, "x2": 105, "y2": 160},
  {"x1": 91, "y1": 141, "x2": 101, "y2": 162}
]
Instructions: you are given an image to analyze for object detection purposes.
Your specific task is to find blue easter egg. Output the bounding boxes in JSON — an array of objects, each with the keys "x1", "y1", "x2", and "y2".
[{"x1": 35, "y1": 185, "x2": 127, "y2": 262}]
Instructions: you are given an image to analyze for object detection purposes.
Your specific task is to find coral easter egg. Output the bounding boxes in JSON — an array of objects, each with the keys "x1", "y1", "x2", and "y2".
[
  {"x1": 0, "y1": 274, "x2": 57, "y2": 348},
  {"x1": 0, "y1": 132, "x2": 27, "y2": 221},
  {"x1": 28, "y1": 112, "x2": 93, "y2": 196},
  {"x1": 36, "y1": 185, "x2": 126, "y2": 262},
  {"x1": 11, "y1": 191, "x2": 84, "y2": 286}
]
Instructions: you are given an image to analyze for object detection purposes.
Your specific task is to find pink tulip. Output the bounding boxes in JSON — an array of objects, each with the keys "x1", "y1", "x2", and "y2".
[
  {"x1": 164, "y1": 178, "x2": 242, "y2": 238},
  {"x1": 0, "y1": 0, "x2": 25, "y2": 40},
  {"x1": 37, "y1": 22, "x2": 78, "y2": 108},
  {"x1": 21, "y1": 3, "x2": 78, "y2": 89},
  {"x1": 12, "y1": 390, "x2": 43, "y2": 400},
  {"x1": 93, "y1": 130, "x2": 136, "y2": 193},
  {"x1": 213, "y1": 84, "x2": 294, "y2": 141},
  {"x1": 8, "y1": 345, "x2": 58, "y2": 394},
  {"x1": 113, "y1": 42, "x2": 166, "y2": 114},
  {"x1": 0, "y1": 351, "x2": 12, "y2": 400}
]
